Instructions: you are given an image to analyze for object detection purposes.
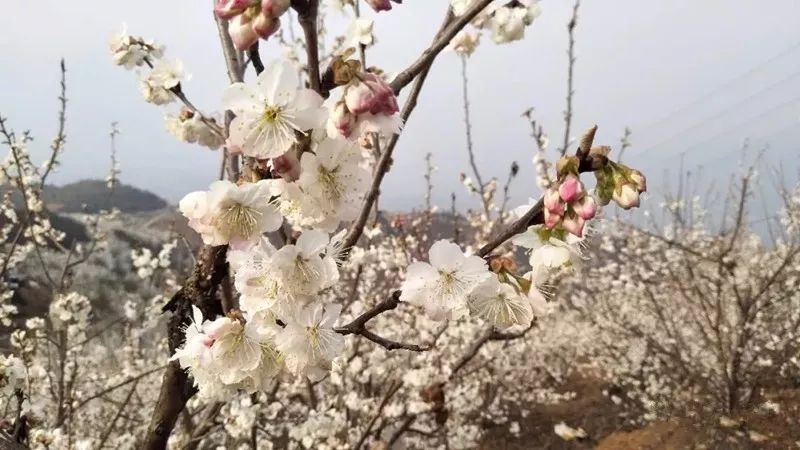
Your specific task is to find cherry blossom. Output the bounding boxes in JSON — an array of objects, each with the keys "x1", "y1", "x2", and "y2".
[
  {"x1": 275, "y1": 303, "x2": 344, "y2": 381},
  {"x1": 223, "y1": 60, "x2": 326, "y2": 158},
  {"x1": 467, "y1": 275, "x2": 534, "y2": 328},
  {"x1": 400, "y1": 240, "x2": 490, "y2": 321},
  {"x1": 179, "y1": 180, "x2": 283, "y2": 249}
]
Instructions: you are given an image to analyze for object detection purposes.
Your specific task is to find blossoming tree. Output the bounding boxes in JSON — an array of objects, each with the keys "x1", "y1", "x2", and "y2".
[{"x1": 0, "y1": 1, "x2": 653, "y2": 448}]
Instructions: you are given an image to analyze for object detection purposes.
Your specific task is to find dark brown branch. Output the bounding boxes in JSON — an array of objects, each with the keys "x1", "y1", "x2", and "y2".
[
  {"x1": 449, "y1": 321, "x2": 536, "y2": 379},
  {"x1": 478, "y1": 125, "x2": 605, "y2": 257},
  {"x1": 143, "y1": 246, "x2": 228, "y2": 450},
  {"x1": 292, "y1": 0, "x2": 322, "y2": 93},
  {"x1": 389, "y1": 1, "x2": 489, "y2": 94},
  {"x1": 354, "y1": 381, "x2": 403, "y2": 449},
  {"x1": 335, "y1": 291, "x2": 429, "y2": 352},
  {"x1": 248, "y1": 42, "x2": 266, "y2": 75}
]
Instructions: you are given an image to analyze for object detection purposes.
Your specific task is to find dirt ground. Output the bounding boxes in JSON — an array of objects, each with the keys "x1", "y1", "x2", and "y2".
[{"x1": 479, "y1": 375, "x2": 800, "y2": 450}]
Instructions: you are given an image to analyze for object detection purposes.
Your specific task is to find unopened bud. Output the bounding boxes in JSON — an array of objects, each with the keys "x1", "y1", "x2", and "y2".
[
  {"x1": 215, "y1": 0, "x2": 251, "y2": 19},
  {"x1": 613, "y1": 183, "x2": 640, "y2": 210},
  {"x1": 558, "y1": 174, "x2": 583, "y2": 203},
  {"x1": 228, "y1": 14, "x2": 259, "y2": 51},
  {"x1": 561, "y1": 213, "x2": 585, "y2": 237},
  {"x1": 573, "y1": 195, "x2": 598, "y2": 220},
  {"x1": 629, "y1": 169, "x2": 647, "y2": 193},
  {"x1": 262, "y1": 0, "x2": 290, "y2": 16}
]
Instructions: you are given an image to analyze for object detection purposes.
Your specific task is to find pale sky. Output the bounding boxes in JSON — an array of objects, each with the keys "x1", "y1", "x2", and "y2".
[{"x1": 1, "y1": 0, "x2": 799, "y2": 211}]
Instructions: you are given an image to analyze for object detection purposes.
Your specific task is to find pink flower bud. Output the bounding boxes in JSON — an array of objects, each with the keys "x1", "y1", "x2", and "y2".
[
  {"x1": 345, "y1": 73, "x2": 399, "y2": 116},
  {"x1": 271, "y1": 152, "x2": 300, "y2": 181},
  {"x1": 215, "y1": 0, "x2": 251, "y2": 19},
  {"x1": 365, "y1": 0, "x2": 394, "y2": 12},
  {"x1": 344, "y1": 81, "x2": 374, "y2": 115},
  {"x1": 544, "y1": 188, "x2": 564, "y2": 216},
  {"x1": 558, "y1": 174, "x2": 583, "y2": 203},
  {"x1": 561, "y1": 213, "x2": 585, "y2": 237},
  {"x1": 544, "y1": 207, "x2": 561, "y2": 230},
  {"x1": 331, "y1": 102, "x2": 356, "y2": 138},
  {"x1": 253, "y1": 12, "x2": 281, "y2": 40},
  {"x1": 613, "y1": 183, "x2": 640, "y2": 210},
  {"x1": 363, "y1": 74, "x2": 399, "y2": 115},
  {"x1": 630, "y1": 169, "x2": 647, "y2": 193},
  {"x1": 228, "y1": 15, "x2": 259, "y2": 51},
  {"x1": 573, "y1": 195, "x2": 598, "y2": 220},
  {"x1": 262, "y1": 0, "x2": 290, "y2": 17}
]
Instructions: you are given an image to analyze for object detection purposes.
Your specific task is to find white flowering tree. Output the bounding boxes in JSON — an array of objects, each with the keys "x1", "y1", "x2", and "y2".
[
  {"x1": 564, "y1": 169, "x2": 800, "y2": 424},
  {"x1": 0, "y1": 1, "x2": 654, "y2": 449}
]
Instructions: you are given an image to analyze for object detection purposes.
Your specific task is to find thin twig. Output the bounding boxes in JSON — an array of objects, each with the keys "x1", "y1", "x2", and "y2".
[
  {"x1": 389, "y1": 1, "x2": 489, "y2": 93},
  {"x1": 559, "y1": 0, "x2": 580, "y2": 156}
]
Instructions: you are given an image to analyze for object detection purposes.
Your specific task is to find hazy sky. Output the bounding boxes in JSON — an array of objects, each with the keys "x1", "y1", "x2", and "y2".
[{"x1": 1, "y1": 0, "x2": 799, "y2": 211}]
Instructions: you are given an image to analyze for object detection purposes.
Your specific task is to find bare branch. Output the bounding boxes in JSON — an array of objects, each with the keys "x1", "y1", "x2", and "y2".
[
  {"x1": 559, "y1": 0, "x2": 580, "y2": 156},
  {"x1": 390, "y1": 2, "x2": 489, "y2": 93}
]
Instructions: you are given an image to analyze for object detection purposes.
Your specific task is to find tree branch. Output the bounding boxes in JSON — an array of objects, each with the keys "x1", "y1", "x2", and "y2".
[
  {"x1": 389, "y1": 1, "x2": 489, "y2": 94},
  {"x1": 335, "y1": 291, "x2": 430, "y2": 352}
]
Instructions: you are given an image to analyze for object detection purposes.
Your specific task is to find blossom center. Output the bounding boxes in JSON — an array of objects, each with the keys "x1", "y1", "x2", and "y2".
[
  {"x1": 216, "y1": 202, "x2": 262, "y2": 239},
  {"x1": 262, "y1": 105, "x2": 283, "y2": 124},
  {"x1": 316, "y1": 166, "x2": 343, "y2": 201}
]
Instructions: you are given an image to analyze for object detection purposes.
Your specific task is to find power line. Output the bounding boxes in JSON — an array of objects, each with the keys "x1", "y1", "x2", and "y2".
[
  {"x1": 631, "y1": 70, "x2": 800, "y2": 157},
  {"x1": 633, "y1": 39, "x2": 800, "y2": 135},
  {"x1": 643, "y1": 95, "x2": 800, "y2": 167}
]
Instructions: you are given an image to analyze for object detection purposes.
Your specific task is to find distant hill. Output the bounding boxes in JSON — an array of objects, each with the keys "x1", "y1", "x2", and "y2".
[{"x1": 44, "y1": 179, "x2": 168, "y2": 213}]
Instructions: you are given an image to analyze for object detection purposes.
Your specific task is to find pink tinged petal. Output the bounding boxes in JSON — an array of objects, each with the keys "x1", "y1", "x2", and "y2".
[
  {"x1": 271, "y1": 152, "x2": 300, "y2": 181},
  {"x1": 253, "y1": 12, "x2": 281, "y2": 39},
  {"x1": 228, "y1": 14, "x2": 259, "y2": 51},
  {"x1": 262, "y1": 0, "x2": 290, "y2": 16},
  {"x1": 344, "y1": 81, "x2": 375, "y2": 115},
  {"x1": 544, "y1": 208, "x2": 560, "y2": 230},
  {"x1": 331, "y1": 102, "x2": 355, "y2": 138},
  {"x1": 574, "y1": 195, "x2": 598, "y2": 220},
  {"x1": 215, "y1": 0, "x2": 251, "y2": 19},
  {"x1": 558, "y1": 174, "x2": 583, "y2": 203},
  {"x1": 544, "y1": 188, "x2": 564, "y2": 215},
  {"x1": 365, "y1": 0, "x2": 393, "y2": 11},
  {"x1": 561, "y1": 214, "x2": 585, "y2": 237},
  {"x1": 225, "y1": 138, "x2": 243, "y2": 155}
]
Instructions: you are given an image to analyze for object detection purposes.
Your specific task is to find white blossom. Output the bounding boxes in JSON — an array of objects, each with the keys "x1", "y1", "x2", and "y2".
[
  {"x1": 223, "y1": 61, "x2": 326, "y2": 159},
  {"x1": 400, "y1": 240, "x2": 490, "y2": 321},
  {"x1": 276, "y1": 303, "x2": 344, "y2": 381}
]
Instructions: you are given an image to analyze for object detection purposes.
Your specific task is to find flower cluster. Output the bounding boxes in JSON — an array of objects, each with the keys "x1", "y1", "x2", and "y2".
[
  {"x1": 273, "y1": 138, "x2": 371, "y2": 231},
  {"x1": 215, "y1": 0, "x2": 291, "y2": 50},
  {"x1": 448, "y1": 0, "x2": 542, "y2": 52},
  {"x1": 174, "y1": 230, "x2": 345, "y2": 396},
  {"x1": 179, "y1": 180, "x2": 283, "y2": 249},
  {"x1": 327, "y1": 68, "x2": 402, "y2": 140},
  {"x1": 165, "y1": 108, "x2": 225, "y2": 150},
  {"x1": 140, "y1": 59, "x2": 186, "y2": 105},
  {"x1": 0, "y1": 354, "x2": 26, "y2": 396},
  {"x1": 108, "y1": 25, "x2": 164, "y2": 69},
  {"x1": 130, "y1": 241, "x2": 177, "y2": 279},
  {"x1": 540, "y1": 157, "x2": 599, "y2": 237},
  {"x1": 48, "y1": 292, "x2": 92, "y2": 339}
]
